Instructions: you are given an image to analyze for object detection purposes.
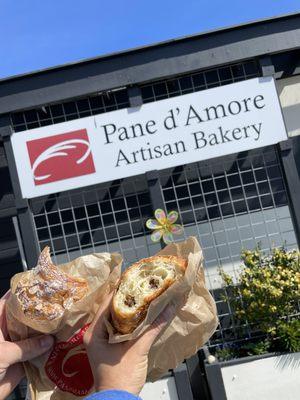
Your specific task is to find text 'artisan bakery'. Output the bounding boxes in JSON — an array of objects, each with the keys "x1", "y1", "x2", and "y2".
[{"x1": 99, "y1": 93, "x2": 266, "y2": 167}]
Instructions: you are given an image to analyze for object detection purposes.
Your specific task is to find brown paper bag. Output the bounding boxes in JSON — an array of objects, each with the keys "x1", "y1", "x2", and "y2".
[
  {"x1": 7, "y1": 252, "x2": 122, "y2": 400},
  {"x1": 7, "y1": 237, "x2": 217, "y2": 399},
  {"x1": 106, "y1": 236, "x2": 218, "y2": 381}
]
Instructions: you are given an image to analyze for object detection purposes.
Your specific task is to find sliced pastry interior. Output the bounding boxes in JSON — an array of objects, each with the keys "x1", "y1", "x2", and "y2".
[
  {"x1": 112, "y1": 255, "x2": 187, "y2": 334},
  {"x1": 15, "y1": 247, "x2": 88, "y2": 320}
]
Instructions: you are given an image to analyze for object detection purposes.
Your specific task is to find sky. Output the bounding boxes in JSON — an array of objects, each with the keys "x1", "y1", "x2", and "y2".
[{"x1": 0, "y1": 0, "x2": 299, "y2": 80}]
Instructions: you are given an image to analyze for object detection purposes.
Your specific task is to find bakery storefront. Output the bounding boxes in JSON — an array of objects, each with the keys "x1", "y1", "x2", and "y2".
[{"x1": 1, "y1": 13, "x2": 300, "y2": 400}]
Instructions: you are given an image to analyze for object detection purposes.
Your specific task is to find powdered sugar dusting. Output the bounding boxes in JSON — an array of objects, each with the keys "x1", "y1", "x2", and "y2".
[{"x1": 15, "y1": 247, "x2": 88, "y2": 320}]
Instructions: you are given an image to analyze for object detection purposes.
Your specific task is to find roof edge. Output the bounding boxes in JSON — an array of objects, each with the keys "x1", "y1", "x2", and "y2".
[{"x1": 1, "y1": 11, "x2": 300, "y2": 84}]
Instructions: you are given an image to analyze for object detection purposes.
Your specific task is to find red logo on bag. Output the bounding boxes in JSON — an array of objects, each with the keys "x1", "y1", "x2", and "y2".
[
  {"x1": 26, "y1": 129, "x2": 96, "y2": 185},
  {"x1": 45, "y1": 324, "x2": 94, "y2": 396}
]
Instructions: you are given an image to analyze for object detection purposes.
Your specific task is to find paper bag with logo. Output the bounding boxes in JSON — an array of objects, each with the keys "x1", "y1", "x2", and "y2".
[
  {"x1": 6, "y1": 251, "x2": 122, "y2": 400},
  {"x1": 107, "y1": 236, "x2": 218, "y2": 381}
]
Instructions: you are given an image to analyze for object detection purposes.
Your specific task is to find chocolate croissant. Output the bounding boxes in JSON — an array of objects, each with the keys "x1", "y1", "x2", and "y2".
[
  {"x1": 111, "y1": 255, "x2": 187, "y2": 334},
  {"x1": 15, "y1": 247, "x2": 88, "y2": 320}
]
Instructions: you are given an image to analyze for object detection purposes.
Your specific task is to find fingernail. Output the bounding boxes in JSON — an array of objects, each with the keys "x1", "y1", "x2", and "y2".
[{"x1": 39, "y1": 335, "x2": 54, "y2": 348}]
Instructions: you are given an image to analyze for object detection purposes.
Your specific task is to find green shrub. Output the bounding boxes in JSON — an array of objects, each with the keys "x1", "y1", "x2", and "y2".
[
  {"x1": 276, "y1": 320, "x2": 300, "y2": 353},
  {"x1": 214, "y1": 340, "x2": 270, "y2": 361},
  {"x1": 214, "y1": 346, "x2": 237, "y2": 361},
  {"x1": 241, "y1": 340, "x2": 271, "y2": 356},
  {"x1": 220, "y1": 247, "x2": 300, "y2": 354}
]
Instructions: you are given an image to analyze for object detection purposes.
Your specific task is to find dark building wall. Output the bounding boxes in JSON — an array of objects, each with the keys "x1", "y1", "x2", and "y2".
[
  {"x1": 293, "y1": 136, "x2": 300, "y2": 177},
  {"x1": 0, "y1": 142, "x2": 22, "y2": 296}
]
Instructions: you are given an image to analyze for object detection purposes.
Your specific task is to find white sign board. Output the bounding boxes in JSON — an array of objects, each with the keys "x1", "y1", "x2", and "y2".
[{"x1": 11, "y1": 77, "x2": 287, "y2": 198}]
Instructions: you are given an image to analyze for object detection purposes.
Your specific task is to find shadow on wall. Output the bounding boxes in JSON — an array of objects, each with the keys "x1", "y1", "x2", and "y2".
[
  {"x1": 281, "y1": 103, "x2": 300, "y2": 137},
  {"x1": 274, "y1": 352, "x2": 300, "y2": 372},
  {"x1": 292, "y1": 135, "x2": 300, "y2": 178},
  {"x1": 277, "y1": 75, "x2": 300, "y2": 138}
]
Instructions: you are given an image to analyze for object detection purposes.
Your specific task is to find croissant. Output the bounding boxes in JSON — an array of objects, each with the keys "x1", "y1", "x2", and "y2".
[
  {"x1": 14, "y1": 247, "x2": 88, "y2": 320},
  {"x1": 111, "y1": 255, "x2": 187, "y2": 334}
]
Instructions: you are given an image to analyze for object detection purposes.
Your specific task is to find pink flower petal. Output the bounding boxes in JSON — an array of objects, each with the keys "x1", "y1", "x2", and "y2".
[
  {"x1": 163, "y1": 231, "x2": 174, "y2": 244},
  {"x1": 151, "y1": 230, "x2": 163, "y2": 242},
  {"x1": 155, "y1": 209, "x2": 167, "y2": 225},
  {"x1": 167, "y1": 211, "x2": 178, "y2": 224},
  {"x1": 146, "y1": 219, "x2": 161, "y2": 230},
  {"x1": 170, "y1": 224, "x2": 184, "y2": 235}
]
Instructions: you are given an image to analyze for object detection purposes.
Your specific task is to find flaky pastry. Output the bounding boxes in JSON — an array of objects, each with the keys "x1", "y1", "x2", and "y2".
[
  {"x1": 111, "y1": 255, "x2": 187, "y2": 334},
  {"x1": 15, "y1": 247, "x2": 88, "y2": 320}
]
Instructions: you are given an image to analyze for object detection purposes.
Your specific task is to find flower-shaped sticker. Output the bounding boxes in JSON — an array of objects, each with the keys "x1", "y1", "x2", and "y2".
[{"x1": 146, "y1": 209, "x2": 184, "y2": 244}]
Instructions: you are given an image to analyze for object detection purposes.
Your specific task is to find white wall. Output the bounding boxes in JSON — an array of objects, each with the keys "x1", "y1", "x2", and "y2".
[
  {"x1": 140, "y1": 376, "x2": 179, "y2": 400},
  {"x1": 221, "y1": 352, "x2": 300, "y2": 400}
]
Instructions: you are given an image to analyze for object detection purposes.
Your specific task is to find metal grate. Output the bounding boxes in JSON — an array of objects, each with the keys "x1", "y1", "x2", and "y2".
[
  {"x1": 11, "y1": 89, "x2": 129, "y2": 132},
  {"x1": 158, "y1": 146, "x2": 297, "y2": 347},
  {"x1": 141, "y1": 60, "x2": 259, "y2": 103},
  {"x1": 31, "y1": 176, "x2": 162, "y2": 267}
]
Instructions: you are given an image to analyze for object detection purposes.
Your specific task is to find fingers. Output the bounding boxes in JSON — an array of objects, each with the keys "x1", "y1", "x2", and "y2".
[
  {"x1": 135, "y1": 303, "x2": 176, "y2": 351},
  {"x1": 85, "y1": 291, "x2": 114, "y2": 341},
  {"x1": 0, "y1": 364, "x2": 24, "y2": 400},
  {"x1": 0, "y1": 335, "x2": 54, "y2": 366},
  {"x1": 0, "y1": 301, "x2": 7, "y2": 342}
]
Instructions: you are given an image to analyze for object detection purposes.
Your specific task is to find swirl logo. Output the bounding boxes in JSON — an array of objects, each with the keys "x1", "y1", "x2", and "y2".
[
  {"x1": 45, "y1": 324, "x2": 94, "y2": 396},
  {"x1": 26, "y1": 129, "x2": 96, "y2": 185}
]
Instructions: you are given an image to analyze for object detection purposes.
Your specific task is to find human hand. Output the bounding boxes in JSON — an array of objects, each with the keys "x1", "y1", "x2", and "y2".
[
  {"x1": 84, "y1": 292, "x2": 176, "y2": 396},
  {"x1": 0, "y1": 292, "x2": 54, "y2": 400}
]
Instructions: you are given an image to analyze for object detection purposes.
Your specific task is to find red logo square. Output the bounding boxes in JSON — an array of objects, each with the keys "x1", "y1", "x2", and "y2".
[{"x1": 27, "y1": 129, "x2": 96, "y2": 186}]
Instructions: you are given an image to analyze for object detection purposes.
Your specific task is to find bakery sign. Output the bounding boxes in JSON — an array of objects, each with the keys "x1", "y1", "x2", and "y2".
[{"x1": 11, "y1": 76, "x2": 287, "y2": 199}]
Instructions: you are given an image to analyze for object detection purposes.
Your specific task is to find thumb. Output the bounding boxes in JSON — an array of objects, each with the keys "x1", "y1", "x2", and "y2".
[
  {"x1": 0, "y1": 335, "x2": 54, "y2": 366},
  {"x1": 87, "y1": 291, "x2": 114, "y2": 339},
  {"x1": 135, "y1": 303, "x2": 176, "y2": 352}
]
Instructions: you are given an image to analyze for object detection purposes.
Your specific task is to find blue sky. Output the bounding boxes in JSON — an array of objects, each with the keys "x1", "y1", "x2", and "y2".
[{"x1": 1, "y1": 0, "x2": 299, "y2": 79}]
